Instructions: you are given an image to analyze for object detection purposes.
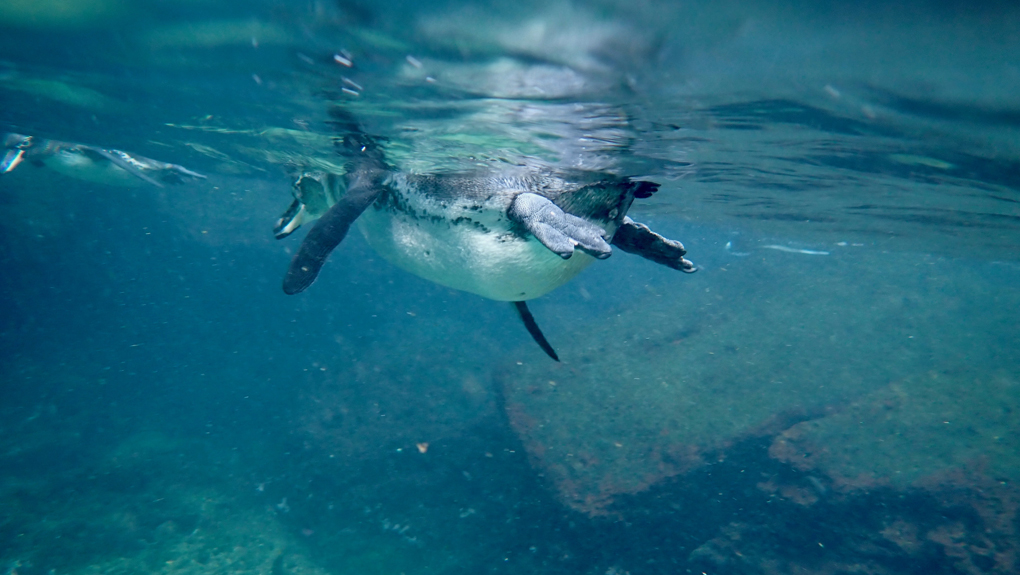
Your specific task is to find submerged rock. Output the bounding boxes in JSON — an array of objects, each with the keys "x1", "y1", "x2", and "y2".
[
  {"x1": 771, "y1": 370, "x2": 1020, "y2": 490},
  {"x1": 498, "y1": 248, "x2": 1020, "y2": 516}
]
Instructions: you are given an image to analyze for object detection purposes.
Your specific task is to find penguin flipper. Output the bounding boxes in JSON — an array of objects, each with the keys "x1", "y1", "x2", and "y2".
[{"x1": 282, "y1": 169, "x2": 383, "y2": 294}]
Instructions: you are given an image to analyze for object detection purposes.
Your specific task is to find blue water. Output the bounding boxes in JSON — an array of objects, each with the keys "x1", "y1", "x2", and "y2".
[{"x1": 2, "y1": 1, "x2": 1019, "y2": 574}]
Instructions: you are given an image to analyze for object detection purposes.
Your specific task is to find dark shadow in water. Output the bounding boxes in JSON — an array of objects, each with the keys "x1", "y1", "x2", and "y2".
[
  {"x1": 594, "y1": 436, "x2": 981, "y2": 575},
  {"x1": 866, "y1": 86, "x2": 1020, "y2": 128},
  {"x1": 812, "y1": 151, "x2": 1020, "y2": 195},
  {"x1": 267, "y1": 408, "x2": 1002, "y2": 575},
  {"x1": 706, "y1": 99, "x2": 902, "y2": 138}
]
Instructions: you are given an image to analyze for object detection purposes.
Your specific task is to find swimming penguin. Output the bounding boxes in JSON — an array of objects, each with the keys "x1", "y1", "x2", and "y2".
[
  {"x1": 2, "y1": 132, "x2": 205, "y2": 187},
  {"x1": 277, "y1": 117, "x2": 695, "y2": 361}
]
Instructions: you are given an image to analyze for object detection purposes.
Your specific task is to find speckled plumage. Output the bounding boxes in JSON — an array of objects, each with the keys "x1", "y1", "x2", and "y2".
[{"x1": 278, "y1": 114, "x2": 694, "y2": 359}]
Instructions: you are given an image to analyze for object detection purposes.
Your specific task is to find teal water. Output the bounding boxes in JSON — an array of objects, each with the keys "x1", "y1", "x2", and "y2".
[{"x1": 2, "y1": 1, "x2": 1019, "y2": 574}]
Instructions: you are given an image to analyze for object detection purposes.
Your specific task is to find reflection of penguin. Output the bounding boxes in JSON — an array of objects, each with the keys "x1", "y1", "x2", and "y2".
[
  {"x1": 2, "y1": 133, "x2": 204, "y2": 187},
  {"x1": 278, "y1": 125, "x2": 696, "y2": 361}
]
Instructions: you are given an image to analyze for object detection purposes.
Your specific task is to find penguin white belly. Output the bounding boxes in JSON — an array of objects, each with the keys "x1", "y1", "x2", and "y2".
[
  {"x1": 44, "y1": 150, "x2": 139, "y2": 187},
  {"x1": 356, "y1": 202, "x2": 595, "y2": 301}
]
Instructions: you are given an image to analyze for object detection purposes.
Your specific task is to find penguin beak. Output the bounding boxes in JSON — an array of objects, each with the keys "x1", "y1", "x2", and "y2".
[
  {"x1": 1, "y1": 149, "x2": 24, "y2": 173},
  {"x1": 274, "y1": 199, "x2": 306, "y2": 239}
]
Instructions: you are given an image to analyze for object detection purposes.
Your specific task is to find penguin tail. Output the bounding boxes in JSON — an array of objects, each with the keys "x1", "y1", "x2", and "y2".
[{"x1": 512, "y1": 301, "x2": 560, "y2": 361}]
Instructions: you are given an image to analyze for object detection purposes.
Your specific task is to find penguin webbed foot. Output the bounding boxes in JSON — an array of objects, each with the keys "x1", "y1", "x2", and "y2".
[
  {"x1": 508, "y1": 192, "x2": 611, "y2": 259},
  {"x1": 612, "y1": 217, "x2": 697, "y2": 273}
]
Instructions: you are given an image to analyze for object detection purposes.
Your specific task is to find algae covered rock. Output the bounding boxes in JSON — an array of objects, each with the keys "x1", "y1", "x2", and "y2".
[
  {"x1": 770, "y1": 370, "x2": 1020, "y2": 490},
  {"x1": 499, "y1": 249, "x2": 1020, "y2": 515}
]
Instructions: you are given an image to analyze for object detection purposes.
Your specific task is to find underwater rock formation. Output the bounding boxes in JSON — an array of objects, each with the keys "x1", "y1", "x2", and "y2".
[
  {"x1": 755, "y1": 370, "x2": 1020, "y2": 573},
  {"x1": 499, "y1": 248, "x2": 1020, "y2": 517},
  {"x1": 770, "y1": 370, "x2": 1020, "y2": 491}
]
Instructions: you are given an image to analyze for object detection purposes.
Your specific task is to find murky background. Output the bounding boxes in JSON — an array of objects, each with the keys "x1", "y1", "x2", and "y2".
[{"x1": 2, "y1": 1, "x2": 1019, "y2": 574}]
